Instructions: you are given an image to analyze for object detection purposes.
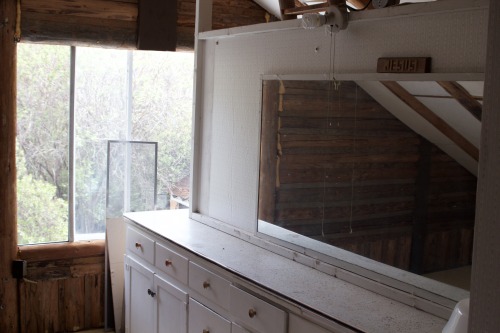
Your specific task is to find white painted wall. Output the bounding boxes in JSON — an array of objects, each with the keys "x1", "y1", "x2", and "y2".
[{"x1": 194, "y1": 2, "x2": 488, "y2": 232}]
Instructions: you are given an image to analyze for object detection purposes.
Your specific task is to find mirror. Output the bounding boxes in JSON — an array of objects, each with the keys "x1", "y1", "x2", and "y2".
[{"x1": 258, "y1": 78, "x2": 481, "y2": 290}]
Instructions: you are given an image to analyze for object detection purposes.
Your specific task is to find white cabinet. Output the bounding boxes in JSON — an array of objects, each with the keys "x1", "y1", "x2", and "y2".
[
  {"x1": 124, "y1": 256, "x2": 155, "y2": 333},
  {"x1": 124, "y1": 224, "x2": 344, "y2": 333},
  {"x1": 155, "y1": 274, "x2": 188, "y2": 333},
  {"x1": 125, "y1": 256, "x2": 188, "y2": 333}
]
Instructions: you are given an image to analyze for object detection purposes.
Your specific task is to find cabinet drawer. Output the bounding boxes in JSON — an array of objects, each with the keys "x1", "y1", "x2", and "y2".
[
  {"x1": 232, "y1": 323, "x2": 251, "y2": 333},
  {"x1": 189, "y1": 262, "x2": 230, "y2": 309},
  {"x1": 229, "y1": 285, "x2": 286, "y2": 333},
  {"x1": 289, "y1": 314, "x2": 333, "y2": 333},
  {"x1": 188, "y1": 298, "x2": 231, "y2": 333},
  {"x1": 155, "y1": 242, "x2": 189, "y2": 284},
  {"x1": 126, "y1": 227, "x2": 155, "y2": 264}
]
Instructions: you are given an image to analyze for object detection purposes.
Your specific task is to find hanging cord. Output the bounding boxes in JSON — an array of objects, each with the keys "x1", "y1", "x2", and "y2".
[
  {"x1": 321, "y1": 29, "x2": 341, "y2": 238},
  {"x1": 347, "y1": 85, "x2": 359, "y2": 234},
  {"x1": 346, "y1": 0, "x2": 373, "y2": 12}
]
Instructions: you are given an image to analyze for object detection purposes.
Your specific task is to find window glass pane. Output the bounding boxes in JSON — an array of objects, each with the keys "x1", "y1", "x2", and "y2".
[
  {"x1": 16, "y1": 43, "x2": 70, "y2": 245},
  {"x1": 74, "y1": 47, "x2": 129, "y2": 240},
  {"x1": 74, "y1": 48, "x2": 194, "y2": 240},
  {"x1": 131, "y1": 51, "x2": 194, "y2": 210}
]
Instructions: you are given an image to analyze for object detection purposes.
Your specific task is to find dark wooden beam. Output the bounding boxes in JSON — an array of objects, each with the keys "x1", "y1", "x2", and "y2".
[
  {"x1": 258, "y1": 80, "x2": 281, "y2": 223},
  {"x1": 137, "y1": 0, "x2": 177, "y2": 51},
  {"x1": 284, "y1": 2, "x2": 330, "y2": 15},
  {"x1": 382, "y1": 81, "x2": 479, "y2": 161},
  {"x1": 437, "y1": 81, "x2": 483, "y2": 121},
  {"x1": 21, "y1": 0, "x2": 138, "y2": 48},
  {"x1": 409, "y1": 138, "x2": 432, "y2": 275},
  {"x1": 21, "y1": 0, "x2": 270, "y2": 50},
  {"x1": 0, "y1": 0, "x2": 19, "y2": 330}
]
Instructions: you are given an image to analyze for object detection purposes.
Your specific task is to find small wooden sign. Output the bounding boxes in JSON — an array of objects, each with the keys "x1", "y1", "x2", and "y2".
[{"x1": 377, "y1": 57, "x2": 431, "y2": 73}]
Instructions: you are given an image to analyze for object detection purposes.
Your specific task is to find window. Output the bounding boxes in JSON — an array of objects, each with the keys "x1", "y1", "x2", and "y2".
[{"x1": 17, "y1": 44, "x2": 194, "y2": 244}]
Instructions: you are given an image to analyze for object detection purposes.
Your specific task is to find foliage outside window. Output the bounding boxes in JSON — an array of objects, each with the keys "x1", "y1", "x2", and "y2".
[{"x1": 17, "y1": 44, "x2": 194, "y2": 245}]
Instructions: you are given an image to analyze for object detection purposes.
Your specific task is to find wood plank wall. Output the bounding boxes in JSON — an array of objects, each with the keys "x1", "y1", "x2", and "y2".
[
  {"x1": 21, "y1": 0, "x2": 269, "y2": 49},
  {"x1": 18, "y1": 243, "x2": 105, "y2": 332},
  {"x1": 259, "y1": 80, "x2": 476, "y2": 273},
  {"x1": 7, "y1": 2, "x2": 267, "y2": 331}
]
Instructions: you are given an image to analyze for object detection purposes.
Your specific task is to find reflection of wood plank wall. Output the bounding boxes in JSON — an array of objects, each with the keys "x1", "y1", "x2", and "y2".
[
  {"x1": 21, "y1": 0, "x2": 269, "y2": 49},
  {"x1": 259, "y1": 80, "x2": 476, "y2": 273},
  {"x1": 18, "y1": 242, "x2": 105, "y2": 332}
]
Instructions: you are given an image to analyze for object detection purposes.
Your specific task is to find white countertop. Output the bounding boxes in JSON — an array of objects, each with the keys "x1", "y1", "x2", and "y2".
[{"x1": 124, "y1": 209, "x2": 446, "y2": 333}]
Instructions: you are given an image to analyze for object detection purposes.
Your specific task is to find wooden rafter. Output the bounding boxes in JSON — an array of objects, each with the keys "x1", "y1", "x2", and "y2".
[
  {"x1": 285, "y1": 0, "x2": 371, "y2": 15},
  {"x1": 284, "y1": 1, "x2": 332, "y2": 15},
  {"x1": 381, "y1": 81, "x2": 479, "y2": 161},
  {"x1": 348, "y1": 0, "x2": 373, "y2": 9},
  {"x1": 284, "y1": 0, "x2": 354, "y2": 16},
  {"x1": 437, "y1": 81, "x2": 483, "y2": 121}
]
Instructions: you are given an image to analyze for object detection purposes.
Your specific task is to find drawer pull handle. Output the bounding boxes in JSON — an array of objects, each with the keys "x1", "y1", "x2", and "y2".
[
  {"x1": 165, "y1": 260, "x2": 173, "y2": 267},
  {"x1": 203, "y1": 330, "x2": 210, "y2": 333},
  {"x1": 248, "y1": 308, "x2": 257, "y2": 318},
  {"x1": 147, "y1": 289, "x2": 156, "y2": 297},
  {"x1": 135, "y1": 242, "x2": 142, "y2": 249},
  {"x1": 202, "y1": 281, "x2": 210, "y2": 289}
]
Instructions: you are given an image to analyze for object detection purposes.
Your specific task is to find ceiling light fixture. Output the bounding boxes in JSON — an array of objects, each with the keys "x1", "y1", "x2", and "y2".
[{"x1": 301, "y1": 4, "x2": 349, "y2": 32}]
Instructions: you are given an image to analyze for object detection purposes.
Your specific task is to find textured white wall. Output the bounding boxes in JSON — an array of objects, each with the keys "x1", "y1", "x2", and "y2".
[{"x1": 194, "y1": 4, "x2": 488, "y2": 232}]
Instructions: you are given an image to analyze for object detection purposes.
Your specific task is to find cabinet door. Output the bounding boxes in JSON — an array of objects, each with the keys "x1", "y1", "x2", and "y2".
[
  {"x1": 125, "y1": 256, "x2": 155, "y2": 333},
  {"x1": 154, "y1": 274, "x2": 188, "y2": 333}
]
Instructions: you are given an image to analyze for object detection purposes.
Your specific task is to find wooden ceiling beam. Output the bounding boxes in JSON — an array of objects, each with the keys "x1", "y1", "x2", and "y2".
[
  {"x1": 381, "y1": 81, "x2": 479, "y2": 161},
  {"x1": 20, "y1": 0, "x2": 270, "y2": 50},
  {"x1": 437, "y1": 81, "x2": 483, "y2": 121},
  {"x1": 284, "y1": 2, "x2": 331, "y2": 15},
  {"x1": 284, "y1": 0, "x2": 355, "y2": 16},
  {"x1": 347, "y1": 0, "x2": 373, "y2": 9}
]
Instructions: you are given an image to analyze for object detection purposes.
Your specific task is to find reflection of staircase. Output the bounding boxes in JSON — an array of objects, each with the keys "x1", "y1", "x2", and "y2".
[{"x1": 358, "y1": 80, "x2": 483, "y2": 175}]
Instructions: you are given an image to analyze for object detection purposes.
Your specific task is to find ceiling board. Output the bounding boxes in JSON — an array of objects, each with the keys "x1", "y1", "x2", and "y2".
[
  {"x1": 397, "y1": 81, "x2": 449, "y2": 97},
  {"x1": 456, "y1": 81, "x2": 484, "y2": 98},
  {"x1": 253, "y1": 0, "x2": 284, "y2": 19},
  {"x1": 357, "y1": 81, "x2": 478, "y2": 175},
  {"x1": 417, "y1": 97, "x2": 481, "y2": 148}
]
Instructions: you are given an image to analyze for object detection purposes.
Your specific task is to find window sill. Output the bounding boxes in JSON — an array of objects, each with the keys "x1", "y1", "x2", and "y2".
[{"x1": 18, "y1": 240, "x2": 105, "y2": 262}]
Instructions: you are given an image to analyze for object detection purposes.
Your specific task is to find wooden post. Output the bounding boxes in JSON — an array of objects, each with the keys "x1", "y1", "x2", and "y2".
[
  {"x1": 409, "y1": 138, "x2": 431, "y2": 275},
  {"x1": 469, "y1": 0, "x2": 500, "y2": 331},
  {"x1": 258, "y1": 80, "x2": 281, "y2": 223},
  {"x1": 0, "y1": 0, "x2": 19, "y2": 331}
]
